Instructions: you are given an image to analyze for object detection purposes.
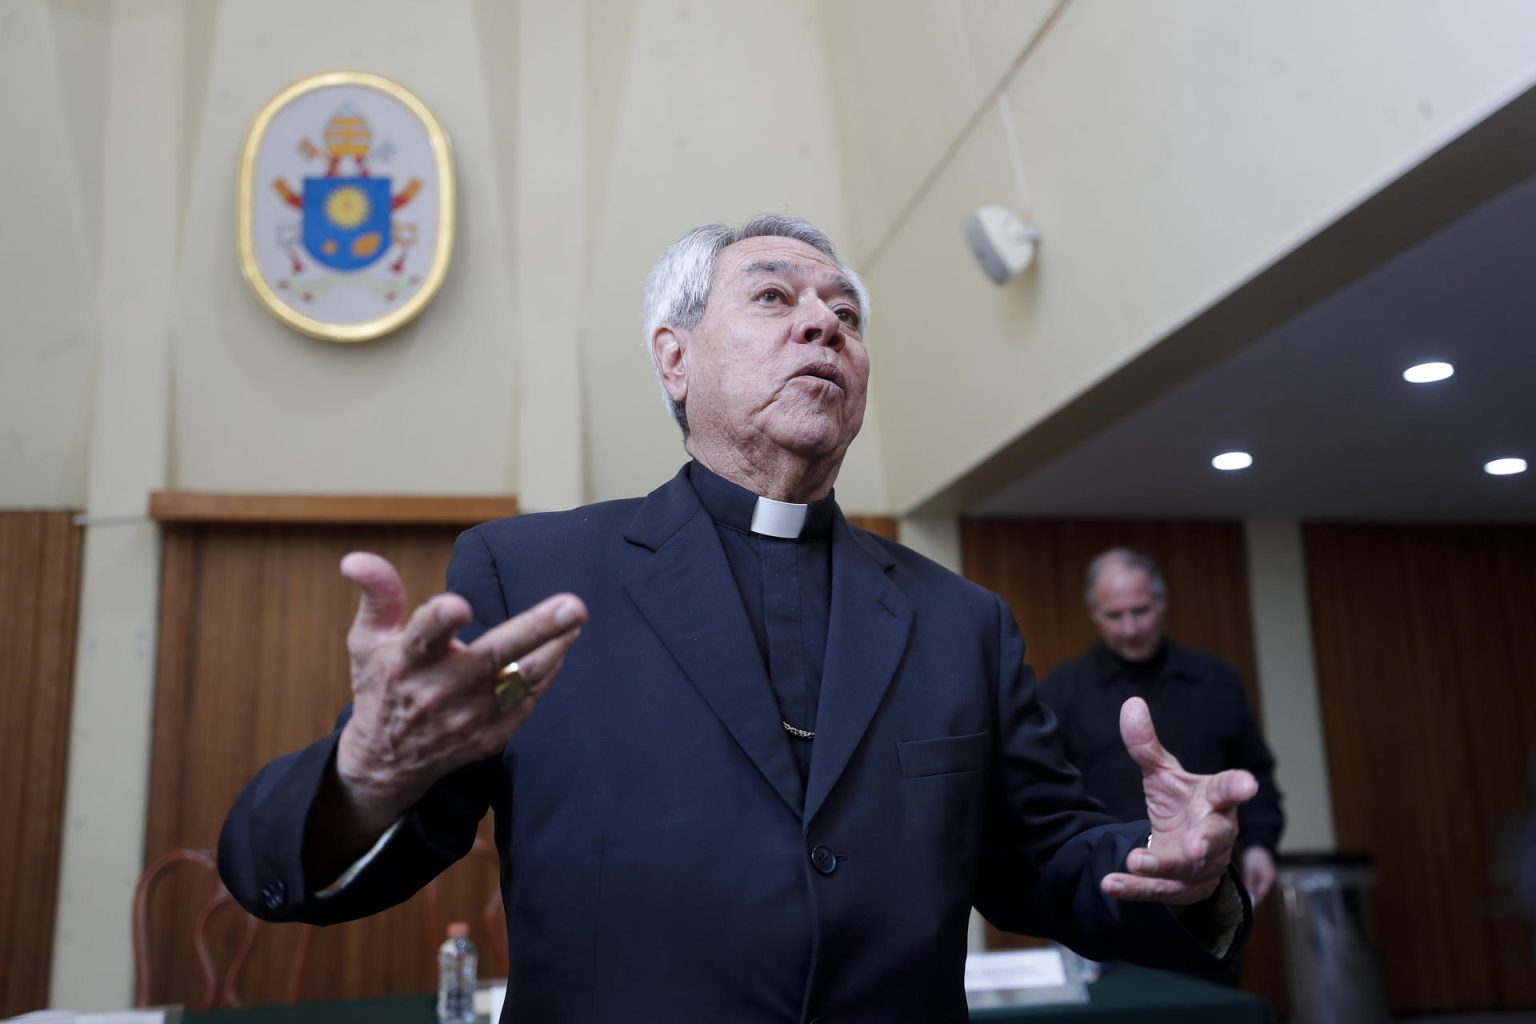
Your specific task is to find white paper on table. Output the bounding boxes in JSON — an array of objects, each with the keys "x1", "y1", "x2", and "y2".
[
  {"x1": 964, "y1": 948, "x2": 1069, "y2": 991},
  {"x1": 6, "y1": 1012, "x2": 165, "y2": 1024},
  {"x1": 473, "y1": 982, "x2": 507, "y2": 1023}
]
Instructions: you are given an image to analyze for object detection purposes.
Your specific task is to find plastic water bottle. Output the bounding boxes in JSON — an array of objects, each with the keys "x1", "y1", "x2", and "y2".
[{"x1": 437, "y1": 921, "x2": 478, "y2": 1024}]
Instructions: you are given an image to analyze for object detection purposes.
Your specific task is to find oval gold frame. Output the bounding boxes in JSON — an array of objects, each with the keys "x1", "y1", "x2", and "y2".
[{"x1": 237, "y1": 71, "x2": 455, "y2": 343}]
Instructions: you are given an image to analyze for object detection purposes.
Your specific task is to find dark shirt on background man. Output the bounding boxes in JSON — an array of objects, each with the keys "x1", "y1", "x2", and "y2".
[{"x1": 1040, "y1": 639, "x2": 1284, "y2": 858}]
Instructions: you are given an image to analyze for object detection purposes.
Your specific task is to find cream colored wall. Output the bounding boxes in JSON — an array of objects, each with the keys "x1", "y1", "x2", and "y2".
[
  {"x1": 822, "y1": 0, "x2": 1059, "y2": 268},
  {"x1": 823, "y1": 0, "x2": 1536, "y2": 515},
  {"x1": 0, "y1": 1, "x2": 109, "y2": 508},
  {"x1": 48, "y1": 0, "x2": 179, "y2": 1009},
  {"x1": 576, "y1": 0, "x2": 886, "y2": 512},
  {"x1": 1245, "y1": 519, "x2": 1336, "y2": 852},
  {"x1": 509, "y1": 0, "x2": 585, "y2": 512},
  {"x1": 3, "y1": 0, "x2": 895, "y2": 516},
  {"x1": 171, "y1": 0, "x2": 524, "y2": 496}
]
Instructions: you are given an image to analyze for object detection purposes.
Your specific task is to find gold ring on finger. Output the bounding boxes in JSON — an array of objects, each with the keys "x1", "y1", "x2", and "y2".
[{"x1": 493, "y1": 660, "x2": 530, "y2": 714}]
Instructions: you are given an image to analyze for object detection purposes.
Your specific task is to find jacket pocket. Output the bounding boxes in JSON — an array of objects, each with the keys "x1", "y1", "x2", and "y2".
[{"x1": 897, "y1": 730, "x2": 991, "y2": 778}]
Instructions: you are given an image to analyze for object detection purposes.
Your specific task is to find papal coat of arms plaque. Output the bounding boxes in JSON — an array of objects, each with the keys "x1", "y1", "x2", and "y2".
[{"x1": 238, "y1": 71, "x2": 455, "y2": 342}]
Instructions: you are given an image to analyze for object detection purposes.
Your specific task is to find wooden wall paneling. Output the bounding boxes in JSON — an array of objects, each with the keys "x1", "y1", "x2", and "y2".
[
  {"x1": 962, "y1": 519, "x2": 1260, "y2": 706},
  {"x1": 149, "y1": 492, "x2": 518, "y2": 526},
  {"x1": 141, "y1": 527, "x2": 202, "y2": 1000},
  {"x1": 1305, "y1": 523, "x2": 1536, "y2": 1013},
  {"x1": 0, "y1": 510, "x2": 84, "y2": 1017},
  {"x1": 960, "y1": 518, "x2": 1284, "y2": 1011},
  {"x1": 1470, "y1": 528, "x2": 1536, "y2": 1006},
  {"x1": 846, "y1": 515, "x2": 898, "y2": 541},
  {"x1": 144, "y1": 521, "x2": 505, "y2": 1006}
]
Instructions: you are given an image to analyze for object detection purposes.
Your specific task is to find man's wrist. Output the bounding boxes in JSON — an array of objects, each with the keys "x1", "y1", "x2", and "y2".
[
  {"x1": 304, "y1": 739, "x2": 417, "y2": 883},
  {"x1": 334, "y1": 724, "x2": 422, "y2": 827}
]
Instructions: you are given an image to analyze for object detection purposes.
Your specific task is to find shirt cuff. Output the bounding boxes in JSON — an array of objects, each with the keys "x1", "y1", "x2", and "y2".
[
  {"x1": 314, "y1": 819, "x2": 402, "y2": 899},
  {"x1": 1180, "y1": 870, "x2": 1247, "y2": 959}
]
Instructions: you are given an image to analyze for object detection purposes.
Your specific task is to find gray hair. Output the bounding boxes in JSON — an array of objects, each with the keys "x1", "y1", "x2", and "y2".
[
  {"x1": 1085, "y1": 548, "x2": 1167, "y2": 607},
  {"x1": 642, "y1": 214, "x2": 871, "y2": 435}
]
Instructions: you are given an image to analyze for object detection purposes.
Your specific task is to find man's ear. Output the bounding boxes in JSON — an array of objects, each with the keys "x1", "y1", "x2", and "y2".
[{"x1": 651, "y1": 326, "x2": 688, "y2": 407}]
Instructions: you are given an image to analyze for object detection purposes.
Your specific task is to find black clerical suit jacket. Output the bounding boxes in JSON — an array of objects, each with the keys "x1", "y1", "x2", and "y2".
[{"x1": 219, "y1": 467, "x2": 1244, "y2": 1023}]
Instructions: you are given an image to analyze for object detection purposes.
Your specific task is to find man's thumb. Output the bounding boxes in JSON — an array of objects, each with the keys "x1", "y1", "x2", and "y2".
[
  {"x1": 341, "y1": 552, "x2": 408, "y2": 633},
  {"x1": 1119, "y1": 696, "x2": 1173, "y2": 776}
]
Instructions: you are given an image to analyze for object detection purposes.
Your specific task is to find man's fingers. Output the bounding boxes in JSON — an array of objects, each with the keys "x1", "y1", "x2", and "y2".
[
  {"x1": 1242, "y1": 847, "x2": 1277, "y2": 904},
  {"x1": 480, "y1": 630, "x2": 581, "y2": 729},
  {"x1": 472, "y1": 629, "x2": 584, "y2": 758},
  {"x1": 470, "y1": 593, "x2": 588, "y2": 681},
  {"x1": 499, "y1": 627, "x2": 581, "y2": 696},
  {"x1": 1205, "y1": 768, "x2": 1259, "y2": 811},
  {"x1": 1118, "y1": 696, "x2": 1180, "y2": 777},
  {"x1": 1135, "y1": 810, "x2": 1236, "y2": 882},
  {"x1": 1125, "y1": 847, "x2": 1161, "y2": 875},
  {"x1": 1242, "y1": 860, "x2": 1272, "y2": 900},
  {"x1": 1100, "y1": 872, "x2": 1195, "y2": 903},
  {"x1": 342, "y1": 553, "x2": 410, "y2": 635},
  {"x1": 399, "y1": 593, "x2": 474, "y2": 667},
  {"x1": 1183, "y1": 812, "x2": 1237, "y2": 864}
]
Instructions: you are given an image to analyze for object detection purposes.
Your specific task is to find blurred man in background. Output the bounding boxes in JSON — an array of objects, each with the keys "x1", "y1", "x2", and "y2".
[{"x1": 1041, "y1": 547, "x2": 1284, "y2": 982}]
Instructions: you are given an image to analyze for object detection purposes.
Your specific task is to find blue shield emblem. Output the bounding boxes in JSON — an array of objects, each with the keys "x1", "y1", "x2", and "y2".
[{"x1": 303, "y1": 177, "x2": 391, "y2": 271}]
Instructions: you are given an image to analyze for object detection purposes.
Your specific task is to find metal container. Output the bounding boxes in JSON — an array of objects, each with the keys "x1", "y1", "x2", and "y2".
[{"x1": 1276, "y1": 851, "x2": 1392, "y2": 1024}]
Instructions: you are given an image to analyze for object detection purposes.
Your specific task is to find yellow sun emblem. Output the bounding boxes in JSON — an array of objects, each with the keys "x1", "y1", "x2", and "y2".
[{"x1": 324, "y1": 185, "x2": 372, "y2": 229}]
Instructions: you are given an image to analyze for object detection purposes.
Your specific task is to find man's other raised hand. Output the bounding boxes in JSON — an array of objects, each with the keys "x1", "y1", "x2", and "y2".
[{"x1": 1100, "y1": 696, "x2": 1258, "y2": 906}]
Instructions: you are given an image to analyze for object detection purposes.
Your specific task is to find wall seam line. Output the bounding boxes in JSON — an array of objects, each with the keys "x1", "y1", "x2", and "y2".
[{"x1": 861, "y1": 0, "x2": 1070, "y2": 273}]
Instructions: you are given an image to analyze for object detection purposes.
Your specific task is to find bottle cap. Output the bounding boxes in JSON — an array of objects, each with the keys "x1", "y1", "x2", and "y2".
[{"x1": 447, "y1": 922, "x2": 470, "y2": 938}]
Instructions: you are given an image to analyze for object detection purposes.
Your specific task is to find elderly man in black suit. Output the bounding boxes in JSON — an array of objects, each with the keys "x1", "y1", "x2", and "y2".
[{"x1": 221, "y1": 215, "x2": 1257, "y2": 1023}]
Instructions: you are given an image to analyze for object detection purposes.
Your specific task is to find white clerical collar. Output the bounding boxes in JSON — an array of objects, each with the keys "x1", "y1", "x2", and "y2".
[{"x1": 750, "y1": 495, "x2": 808, "y2": 539}]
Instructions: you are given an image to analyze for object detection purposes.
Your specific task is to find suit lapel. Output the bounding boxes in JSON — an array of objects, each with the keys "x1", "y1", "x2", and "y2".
[
  {"x1": 804, "y1": 518, "x2": 914, "y2": 825},
  {"x1": 622, "y1": 471, "x2": 804, "y2": 819}
]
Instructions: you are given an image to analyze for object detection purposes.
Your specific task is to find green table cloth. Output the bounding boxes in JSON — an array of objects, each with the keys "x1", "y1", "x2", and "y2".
[{"x1": 184, "y1": 962, "x2": 1274, "y2": 1024}]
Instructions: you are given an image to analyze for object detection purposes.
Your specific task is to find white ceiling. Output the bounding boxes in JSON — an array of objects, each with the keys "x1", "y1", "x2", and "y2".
[{"x1": 971, "y1": 172, "x2": 1536, "y2": 522}]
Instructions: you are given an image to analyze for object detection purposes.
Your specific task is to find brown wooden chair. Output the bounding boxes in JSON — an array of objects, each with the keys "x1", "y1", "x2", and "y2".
[
  {"x1": 133, "y1": 847, "x2": 312, "y2": 1009},
  {"x1": 421, "y1": 835, "x2": 508, "y2": 977}
]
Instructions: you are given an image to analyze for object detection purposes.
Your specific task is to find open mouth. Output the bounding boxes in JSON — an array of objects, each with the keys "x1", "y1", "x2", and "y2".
[{"x1": 793, "y1": 363, "x2": 846, "y2": 391}]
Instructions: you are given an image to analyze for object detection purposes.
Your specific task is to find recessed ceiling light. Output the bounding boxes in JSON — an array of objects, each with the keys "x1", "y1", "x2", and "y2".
[
  {"x1": 1484, "y1": 457, "x2": 1527, "y2": 476},
  {"x1": 1211, "y1": 451, "x2": 1253, "y2": 471},
  {"x1": 1403, "y1": 361, "x2": 1454, "y2": 383}
]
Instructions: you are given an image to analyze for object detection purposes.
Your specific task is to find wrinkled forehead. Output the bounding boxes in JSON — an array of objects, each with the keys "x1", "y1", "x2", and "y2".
[{"x1": 712, "y1": 236, "x2": 859, "y2": 302}]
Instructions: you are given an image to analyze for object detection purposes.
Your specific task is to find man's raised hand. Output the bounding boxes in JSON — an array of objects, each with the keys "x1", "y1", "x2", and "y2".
[
  {"x1": 332, "y1": 552, "x2": 587, "y2": 830},
  {"x1": 1100, "y1": 696, "x2": 1257, "y2": 905}
]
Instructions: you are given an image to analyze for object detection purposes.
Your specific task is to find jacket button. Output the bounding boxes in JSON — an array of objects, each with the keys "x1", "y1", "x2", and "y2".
[
  {"x1": 259, "y1": 879, "x2": 286, "y2": 910},
  {"x1": 810, "y1": 845, "x2": 837, "y2": 875}
]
